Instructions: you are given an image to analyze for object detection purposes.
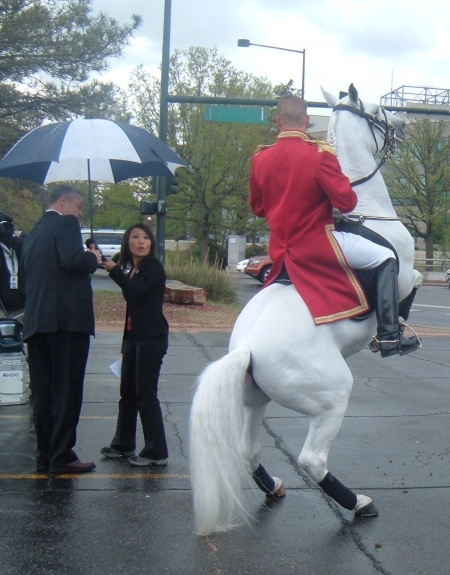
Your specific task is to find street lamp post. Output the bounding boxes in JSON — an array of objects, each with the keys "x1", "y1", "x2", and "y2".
[{"x1": 237, "y1": 39, "x2": 305, "y2": 98}]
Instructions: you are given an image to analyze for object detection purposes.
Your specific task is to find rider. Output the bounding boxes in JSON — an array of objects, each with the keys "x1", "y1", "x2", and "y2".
[{"x1": 249, "y1": 95, "x2": 420, "y2": 358}]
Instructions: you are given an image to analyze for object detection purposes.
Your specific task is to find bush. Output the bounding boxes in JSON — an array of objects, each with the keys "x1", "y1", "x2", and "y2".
[
  {"x1": 246, "y1": 243, "x2": 269, "y2": 258},
  {"x1": 165, "y1": 256, "x2": 237, "y2": 304}
]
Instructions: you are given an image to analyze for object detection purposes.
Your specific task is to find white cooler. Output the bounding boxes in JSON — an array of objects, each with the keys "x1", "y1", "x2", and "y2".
[
  {"x1": 0, "y1": 352, "x2": 28, "y2": 405},
  {"x1": 0, "y1": 319, "x2": 28, "y2": 405}
]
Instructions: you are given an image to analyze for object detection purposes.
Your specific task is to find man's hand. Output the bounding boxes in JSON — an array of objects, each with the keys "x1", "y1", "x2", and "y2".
[
  {"x1": 103, "y1": 259, "x2": 117, "y2": 272},
  {"x1": 88, "y1": 248, "x2": 104, "y2": 266}
]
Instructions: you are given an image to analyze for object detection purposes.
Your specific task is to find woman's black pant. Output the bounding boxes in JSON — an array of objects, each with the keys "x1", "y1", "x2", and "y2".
[{"x1": 111, "y1": 334, "x2": 168, "y2": 459}]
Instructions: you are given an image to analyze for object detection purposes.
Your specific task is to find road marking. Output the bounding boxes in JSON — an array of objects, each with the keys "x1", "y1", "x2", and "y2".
[
  {"x1": 0, "y1": 415, "x2": 117, "y2": 420},
  {"x1": 413, "y1": 303, "x2": 450, "y2": 310},
  {"x1": 0, "y1": 473, "x2": 190, "y2": 480}
]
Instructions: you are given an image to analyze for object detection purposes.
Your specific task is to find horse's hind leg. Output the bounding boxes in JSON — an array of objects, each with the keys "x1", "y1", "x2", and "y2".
[
  {"x1": 299, "y1": 406, "x2": 378, "y2": 517},
  {"x1": 399, "y1": 286, "x2": 419, "y2": 321},
  {"x1": 243, "y1": 378, "x2": 286, "y2": 498}
]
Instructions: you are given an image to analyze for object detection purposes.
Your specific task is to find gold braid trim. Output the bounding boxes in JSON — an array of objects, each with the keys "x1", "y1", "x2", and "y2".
[
  {"x1": 314, "y1": 140, "x2": 337, "y2": 156},
  {"x1": 277, "y1": 130, "x2": 337, "y2": 156},
  {"x1": 313, "y1": 224, "x2": 369, "y2": 325},
  {"x1": 254, "y1": 143, "x2": 275, "y2": 155},
  {"x1": 277, "y1": 130, "x2": 310, "y2": 140}
]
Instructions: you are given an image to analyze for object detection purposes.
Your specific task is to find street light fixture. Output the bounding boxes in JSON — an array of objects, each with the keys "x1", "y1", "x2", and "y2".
[{"x1": 237, "y1": 38, "x2": 306, "y2": 98}]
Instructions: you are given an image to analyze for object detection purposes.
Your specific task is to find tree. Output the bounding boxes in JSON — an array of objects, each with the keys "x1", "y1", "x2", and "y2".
[
  {"x1": 384, "y1": 118, "x2": 450, "y2": 261},
  {"x1": 0, "y1": 0, "x2": 140, "y2": 151},
  {"x1": 0, "y1": 0, "x2": 141, "y2": 231},
  {"x1": 0, "y1": 177, "x2": 43, "y2": 232},
  {"x1": 92, "y1": 181, "x2": 149, "y2": 230},
  {"x1": 129, "y1": 47, "x2": 276, "y2": 262}
]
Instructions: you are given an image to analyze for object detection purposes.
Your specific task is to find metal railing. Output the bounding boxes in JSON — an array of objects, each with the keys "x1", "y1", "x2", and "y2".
[{"x1": 414, "y1": 258, "x2": 450, "y2": 273}]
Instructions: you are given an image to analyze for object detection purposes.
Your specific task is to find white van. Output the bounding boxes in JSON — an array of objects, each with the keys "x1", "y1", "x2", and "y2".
[{"x1": 81, "y1": 228, "x2": 125, "y2": 262}]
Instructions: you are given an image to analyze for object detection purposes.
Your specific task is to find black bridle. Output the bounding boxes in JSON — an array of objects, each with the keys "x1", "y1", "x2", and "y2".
[{"x1": 333, "y1": 100, "x2": 402, "y2": 187}]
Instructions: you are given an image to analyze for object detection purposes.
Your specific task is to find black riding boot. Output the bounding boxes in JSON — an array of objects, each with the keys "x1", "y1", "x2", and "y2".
[{"x1": 374, "y1": 258, "x2": 420, "y2": 358}]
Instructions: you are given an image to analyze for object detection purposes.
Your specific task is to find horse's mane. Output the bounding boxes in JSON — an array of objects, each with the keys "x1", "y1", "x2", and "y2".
[{"x1": 327, "y1": 113, "x2": 337, "y2": 149}]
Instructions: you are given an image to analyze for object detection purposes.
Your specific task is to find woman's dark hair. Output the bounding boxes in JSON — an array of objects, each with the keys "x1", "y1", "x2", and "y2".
[{"x1": 118, "y1": 223, "x2": 157, "y2": 269}]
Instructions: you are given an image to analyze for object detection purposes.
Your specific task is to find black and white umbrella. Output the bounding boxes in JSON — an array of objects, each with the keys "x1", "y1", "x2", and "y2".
[
  {"x1": 0, "y1": 118, "x2": 185, "y2": 183},
  {"x1": 0, "y1": 118, "x2": 186, "y2": 229}
]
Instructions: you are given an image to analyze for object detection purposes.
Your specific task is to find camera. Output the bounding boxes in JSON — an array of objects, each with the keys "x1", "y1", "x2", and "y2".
[{"x1": 0, "y1": 219, "x2": 14, "y2": 238}]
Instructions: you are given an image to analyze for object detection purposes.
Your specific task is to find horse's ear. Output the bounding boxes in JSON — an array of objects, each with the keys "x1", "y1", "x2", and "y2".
[
  {"x1": 321, "y1": 86, "x2": 337, "y2": 108},
  {"x1": 348, "y1": 83, "x2": 359, "y2": 104}
]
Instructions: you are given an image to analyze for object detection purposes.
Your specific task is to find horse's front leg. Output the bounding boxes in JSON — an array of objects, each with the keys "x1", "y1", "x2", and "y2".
[{"x1": 299, "y1": 404, "x2": 378, "y2": 517}]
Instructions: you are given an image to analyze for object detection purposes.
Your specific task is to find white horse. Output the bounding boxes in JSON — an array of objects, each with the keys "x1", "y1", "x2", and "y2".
[{"x1": 189, "y1": 84, "x2": 423, "y2": 536}]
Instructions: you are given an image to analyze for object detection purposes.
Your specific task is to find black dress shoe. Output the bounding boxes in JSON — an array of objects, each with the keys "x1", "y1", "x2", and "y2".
[
  {"x1": 36, "y1": 457, "x2": 49, "y2": 472},
  {"x1": 49, "y1": 459, "x2": 96, "y2": 474}
]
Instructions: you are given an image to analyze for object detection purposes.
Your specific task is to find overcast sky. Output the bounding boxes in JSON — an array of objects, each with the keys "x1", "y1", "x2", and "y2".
[{"x1": 91, "y1": 0, "x2": 450, "y2": 112}]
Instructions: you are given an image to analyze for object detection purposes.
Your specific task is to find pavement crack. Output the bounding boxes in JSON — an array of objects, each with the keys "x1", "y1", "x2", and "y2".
[
  {"x1": 165, "y1": 402, "x2": 187, "y2": 460},
  {"x1": 407, "y1": 354, "x2": 450, "y2": 369},
  {"x1": 184, "y1": 331, "x2": 216, "y2": 362},
  {"x1": 261, "y1": 420, "x2": 392, "y2": 575}
]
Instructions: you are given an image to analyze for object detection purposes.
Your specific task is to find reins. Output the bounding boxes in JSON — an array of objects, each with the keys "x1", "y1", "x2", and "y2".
[{"x1": 333, "y1": 101, "x2": 402, "y2": 187}]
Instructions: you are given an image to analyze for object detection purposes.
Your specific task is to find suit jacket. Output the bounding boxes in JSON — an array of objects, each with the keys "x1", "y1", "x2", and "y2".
[
  {"x1": 250, "y1": 131, "x2": 368, "y2": 324},
  {"x1": 21, "y1": 211, "x2": 98, "y2": 340},
  {"x1": 109, "y1": 257, "x2": 168, "y2": 341}
]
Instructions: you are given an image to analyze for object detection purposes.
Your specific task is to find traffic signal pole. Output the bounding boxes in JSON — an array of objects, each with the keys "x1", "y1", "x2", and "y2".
[{"x1": 157, "y1": 0, "x2": 171, "y2": 262}]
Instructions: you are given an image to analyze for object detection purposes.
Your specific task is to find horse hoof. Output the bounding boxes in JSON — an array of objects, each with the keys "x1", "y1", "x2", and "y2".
[
  {"x1": 268, "y1": 477, "x2": 286, "y2": 498},
  {"x1": 355, "y1": 501, "x2": 379, "y2": 517}
]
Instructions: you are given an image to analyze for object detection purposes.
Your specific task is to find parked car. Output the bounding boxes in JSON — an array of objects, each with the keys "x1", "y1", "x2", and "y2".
[
  {"x1": 235, "y1": 258, "x2": 249, "y2": 272},
  {"x1": 245, "y1": 254, "x2": 273, "y2": 283},
  {"x1": 81, "y1": 228, "x2": 125, "y2": 262}
]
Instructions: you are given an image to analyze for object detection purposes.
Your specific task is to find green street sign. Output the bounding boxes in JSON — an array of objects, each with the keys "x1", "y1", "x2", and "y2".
[{"x1": 204, "y1": 105, "x2": 269, "y2": 124}]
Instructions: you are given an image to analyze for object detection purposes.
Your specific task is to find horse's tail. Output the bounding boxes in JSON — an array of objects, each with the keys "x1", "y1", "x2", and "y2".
[{"x1": 189, "y1": 345, "x2": 253, "y2": 536}]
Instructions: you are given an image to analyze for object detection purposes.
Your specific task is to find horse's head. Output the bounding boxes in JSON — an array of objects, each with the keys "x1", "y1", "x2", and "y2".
[{"x1": 322, "y1": 84, "x2": 404, "y2": 159}]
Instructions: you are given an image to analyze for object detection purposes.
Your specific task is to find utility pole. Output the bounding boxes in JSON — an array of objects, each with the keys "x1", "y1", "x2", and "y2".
[{"x1": 156, "y1": 0, "x2": 172, "y2": 262}]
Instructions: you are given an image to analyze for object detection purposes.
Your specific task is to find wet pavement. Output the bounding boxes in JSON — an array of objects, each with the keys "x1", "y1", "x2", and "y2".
[{"x1": 1, "y1": 328, "x2": 450, "y2": 575}]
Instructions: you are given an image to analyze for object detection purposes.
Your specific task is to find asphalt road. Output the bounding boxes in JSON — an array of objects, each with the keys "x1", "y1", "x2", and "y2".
[
  {"x1": 1, "y1": 273, "x2": 450, "y2": 575},
  {"x1": 93, "y1": 267, "x2": 450, "y2": 330}
]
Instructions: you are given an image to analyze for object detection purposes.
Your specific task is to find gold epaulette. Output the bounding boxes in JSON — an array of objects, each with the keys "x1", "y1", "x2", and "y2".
[
  {"x1": 311, "y1": 139, "x2": 337, "y2": 156},
  {"x1": 276, "y1": 131, "x2": 337, "y2": 156},
  {"x1": 254, "y1": 143, "x2": 274, "y2": 155}
]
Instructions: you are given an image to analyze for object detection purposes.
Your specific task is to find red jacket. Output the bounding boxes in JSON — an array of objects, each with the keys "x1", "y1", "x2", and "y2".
[{"x1": 249, "y1": 131, "x2": 368, "y2": 324}]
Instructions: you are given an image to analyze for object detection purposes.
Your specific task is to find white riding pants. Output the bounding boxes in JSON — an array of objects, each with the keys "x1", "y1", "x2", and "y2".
[{"x1": 332, "y1": 230, "x2": 394, "y2": 270}]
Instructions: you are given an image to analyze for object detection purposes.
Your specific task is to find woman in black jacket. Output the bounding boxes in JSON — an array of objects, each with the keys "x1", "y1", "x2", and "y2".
[{"x1": 100, "y1": 223, "x2": 169, "y2": 466}]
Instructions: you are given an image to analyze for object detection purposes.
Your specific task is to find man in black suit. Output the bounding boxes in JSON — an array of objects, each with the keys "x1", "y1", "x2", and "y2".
[{"x1": 21, "y1": 184, "x2": 103, "y2": 474}]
